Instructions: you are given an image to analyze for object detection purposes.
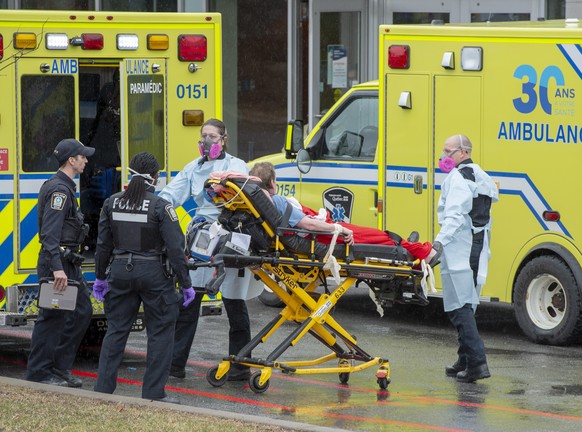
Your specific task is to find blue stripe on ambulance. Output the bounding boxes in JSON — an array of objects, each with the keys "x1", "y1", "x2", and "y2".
[
  {"x1": 276, "y1": 162, "x2": 378, "y2": 186},
  {"x1": 272, "y1": 162, "x2": 570, "y2": 238},
  {"x1": 0, "y1": 233, "x2": 14, "y2": 277},
  {"x1": 557, "y1": 44, "x2": 582, "y2": 80},
  {"x1": 389, "y1": 166, "x2": 569, "y2": 237}
]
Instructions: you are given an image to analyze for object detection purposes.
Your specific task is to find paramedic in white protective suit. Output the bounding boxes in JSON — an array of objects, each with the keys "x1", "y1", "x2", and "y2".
[
  {"x1": 435, "y1": 134, "x2": 498, "y2": 383},
  {"x1": 159, "y1": 118, "x2": 262, "y2": 381}
]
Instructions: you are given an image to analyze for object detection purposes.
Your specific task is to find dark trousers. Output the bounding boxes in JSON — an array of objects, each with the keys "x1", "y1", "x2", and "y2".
[
  {"x1": 27, "y1": 256, "x2": 92, "y2": 382},
  {"x1": 171, "y1": 296, "x2": 251, "y2": 372},
  {"x1": 94, "y1": 260, "x2": 180, "y2": 399},
  {"x1": 447, "y1": 304, "x2": 487, "y2": 368}
]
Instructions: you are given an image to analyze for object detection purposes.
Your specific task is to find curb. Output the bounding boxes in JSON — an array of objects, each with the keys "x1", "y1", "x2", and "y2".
[{"x1": 0, "y1": 376, "x2": 345, "y2": 432}]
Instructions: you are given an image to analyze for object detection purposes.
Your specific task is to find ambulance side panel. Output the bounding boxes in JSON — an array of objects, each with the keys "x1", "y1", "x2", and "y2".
[{"x1": 381, "y1": 24, "x2": 582, "y2": 344}]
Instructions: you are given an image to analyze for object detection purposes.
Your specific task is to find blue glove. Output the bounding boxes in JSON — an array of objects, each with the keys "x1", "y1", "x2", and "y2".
[
  {"x1": 182, "y1": 287, "x2": 196, "y2": 307},
  {"x1": 93, "y1": 278, "x2": 109, "y2": 301}
]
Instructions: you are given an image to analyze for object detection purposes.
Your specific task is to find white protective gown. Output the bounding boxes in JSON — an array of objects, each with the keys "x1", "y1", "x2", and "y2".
[
  {"x1": 435, "y1": 162, "x2": 498, "y2": 312},
  {"x1": 159, "y1": 153, "x2": 263, "y2": 300}
]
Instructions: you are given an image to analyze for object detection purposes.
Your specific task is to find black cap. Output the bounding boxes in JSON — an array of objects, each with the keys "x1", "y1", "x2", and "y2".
[{"x1": 53, "y1": 139, "x2": 95, "y2": 164}]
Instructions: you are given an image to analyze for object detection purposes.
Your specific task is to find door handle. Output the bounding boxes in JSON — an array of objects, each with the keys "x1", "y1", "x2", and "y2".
[{"x1": 413, "y1": 175, "x2": 423, "y2": 194}]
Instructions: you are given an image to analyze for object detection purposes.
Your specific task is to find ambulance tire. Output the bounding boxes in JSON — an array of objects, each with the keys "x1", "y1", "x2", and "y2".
[{"x1": 514, "y1": 255, "x2": 582, "y2": 346}]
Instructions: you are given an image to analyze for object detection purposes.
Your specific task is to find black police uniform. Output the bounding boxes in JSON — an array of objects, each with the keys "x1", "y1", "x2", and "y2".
[
  {"x1": 93, "y1": 186, "x2": 191, "y2": 400},
  {"x1": 26, "y1": 170, "x2": 93, "y2": 382}
]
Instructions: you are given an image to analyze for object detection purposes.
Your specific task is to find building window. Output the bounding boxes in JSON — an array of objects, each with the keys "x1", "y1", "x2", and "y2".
[
  {"x1": 21, "y1": 0, "x2": 93, "y2": 9},
  {"x1": 101, "y1": 0, "x2": 176, "y2": 11},
  {"x1": 546, "y1": 0, "x2": 565, "y2": 19},
  {"x1": 393, "y1": 13, "x2": 450, "y2": 24},
  {"x1": 471, "y1": 13, "x2": 530, "y2": 22}
]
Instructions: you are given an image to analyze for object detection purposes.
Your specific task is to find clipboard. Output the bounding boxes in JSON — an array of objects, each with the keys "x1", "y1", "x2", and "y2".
[{"x1": 38, "y1": 278, "x2": 79, "y2": 311}]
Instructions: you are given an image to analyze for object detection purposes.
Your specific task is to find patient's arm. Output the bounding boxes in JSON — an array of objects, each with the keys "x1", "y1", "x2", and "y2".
[{"x1": 296, "y1": 216, "x2": 354, "y2": 245}]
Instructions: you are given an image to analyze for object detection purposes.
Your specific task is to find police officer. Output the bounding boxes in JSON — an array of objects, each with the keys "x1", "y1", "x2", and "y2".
[
  {"x1": 93, "y1": 152, "x2": 194, "y2": 404},
  {"x1": 436, "y1": 134, "x2": 498, "y2": 383},
  {"x1": 26, "y1": 138, "x2": 95, "y2": 387}
]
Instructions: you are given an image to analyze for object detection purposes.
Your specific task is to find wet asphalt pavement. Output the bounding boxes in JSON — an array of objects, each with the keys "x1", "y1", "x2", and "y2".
[{"x1": 1, "y1": 288, "x2": 582, "y2": 432}]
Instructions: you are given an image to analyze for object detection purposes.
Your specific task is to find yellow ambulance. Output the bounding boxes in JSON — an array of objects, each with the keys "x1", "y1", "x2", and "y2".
[
  {"x1": 259, "y1": 19, "x2": 582, "y2": 345},
  {"x1": 0, "y1": 10, "x2": 222, "y2": 345}
]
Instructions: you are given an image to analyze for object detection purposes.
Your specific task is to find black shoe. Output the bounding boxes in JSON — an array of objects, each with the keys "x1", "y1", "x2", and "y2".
[
  {"x1": 445, "y1": 360, "x2": 466, "y2": 377},
  {"x1": 51, "y1": 368, "x2": 82, "y2": 388},
  {"x1": 456, "y1": 363, "x2": 491, "y2": 383},
  {"x1": 151, "y1": 396, "x2": 180, "y2": 404},
  {"x1": 429, "y1": 241, "x2": 443, "y2": 267},
  {"x1": 39, "y1": 375, "x2": 69, "y2": 387},
  {"x1": 227, "y1": 369, "x2": 251, "y2": 381},
  {"x1": 407, "y1": 231, "x2": 419, "y2": 242},
  {"x1": 169, "y1": 365, "x2": 186, "y2": 379}
]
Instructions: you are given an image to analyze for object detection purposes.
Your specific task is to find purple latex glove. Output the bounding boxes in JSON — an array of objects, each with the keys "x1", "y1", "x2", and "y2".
[
  {"x1": 182, "y1": 287, "x2": 195, "y2": 307},
  {"x1": 93, "y1": 278, "x2": 109, "y2": 301}
]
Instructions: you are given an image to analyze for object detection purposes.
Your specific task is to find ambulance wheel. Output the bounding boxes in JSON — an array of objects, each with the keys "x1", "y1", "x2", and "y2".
[
  {"x1": 206, "y1": 366, "x2": 227, "y2": 387},
  {"x1": 377, "y1": 377, "x2": 390, "y2": 390},
  {"x1": 249, "y1": 371, "x2": 270, "y2": 393},
  {"x1": 339, "y1": 372, "x2": 350, "y2": 384},
  {"x1": 514, "y1": 255, "x2": 582, "y2": 345}
]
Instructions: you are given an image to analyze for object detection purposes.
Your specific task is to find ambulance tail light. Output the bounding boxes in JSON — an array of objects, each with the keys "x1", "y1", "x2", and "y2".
[
  {"x1": 148, "y1": 34, "x2": 169, "y2": 51},
  {"x1": 117, "y1": 34, "x2": 139, "y2": 50},
  {"x1": 543, "y1": 211, "x2": 560, "y2": 222},
  {"x1": 70, "y1": 33, "x2": 103, "y2": 50},
  {"x1": 178, "y1": 35, "x2": 207, "y2": 61},
  {"x1": 14, "y1": 32, "x2": 37, "y2": 49},
  {"x1": 46, "y1": 33, "x2": 69, "y2": 50},
  {"x1": 0, "y1": 35, "x2": 3, "y2": 59},
  {"x1": 388, "y1": 45, "x2": 409, "y2": 69}
]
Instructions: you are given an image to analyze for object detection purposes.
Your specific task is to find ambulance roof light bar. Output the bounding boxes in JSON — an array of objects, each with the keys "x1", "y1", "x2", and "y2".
[
  {"x1": 46, "y1": 33, "x2": 69, "y2": 50},
  {"x1": 70, "y1": 33, "x2": 104, "y2": 50},
  {"x1": 14, "y1": 32, "x2": 36, "y2": 49},
  {"x1": 117, "y1": 34, "x2": 139, "y2": 50},
  {"x1": 147, "y1": 34, "x2": 169, "y2": 50},
  {"x1": 388, "y1": 45, "x2": 410, "y2": 69},
  {"x1": 178, "y1": 35, "x2": 207, "y2": 61}
]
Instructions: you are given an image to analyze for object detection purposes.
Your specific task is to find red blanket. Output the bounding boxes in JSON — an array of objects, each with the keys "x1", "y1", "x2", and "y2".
[{"x1": 300, "y1": 205, "x2": 432, "y2": 260}]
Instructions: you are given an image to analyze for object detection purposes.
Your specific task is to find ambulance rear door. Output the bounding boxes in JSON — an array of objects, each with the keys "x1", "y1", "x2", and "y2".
[
  {"x1": 16, "y1": 57, "x2": 78, "y2": 273},
  {"x1": 120, "y1": 58, "x2": 167, "y2": 190}
]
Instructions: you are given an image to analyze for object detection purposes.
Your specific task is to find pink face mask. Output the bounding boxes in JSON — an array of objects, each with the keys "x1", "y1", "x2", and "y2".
[
  {"x1": 438, "y1": 156, "x2": 456, "y2": 173},
  {"x1": 199, "y1": 136, "x2": 222, "y2": 159}
]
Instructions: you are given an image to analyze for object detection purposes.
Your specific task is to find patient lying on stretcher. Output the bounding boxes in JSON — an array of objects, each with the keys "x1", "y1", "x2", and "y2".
[{"x1": 248, "y1": 162, "x2": 441, "y2": 266}]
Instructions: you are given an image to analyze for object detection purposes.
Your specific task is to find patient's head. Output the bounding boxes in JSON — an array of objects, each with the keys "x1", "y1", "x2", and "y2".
[{"x1": 250, "y1": 162, "x2": 276, "y2": 195}]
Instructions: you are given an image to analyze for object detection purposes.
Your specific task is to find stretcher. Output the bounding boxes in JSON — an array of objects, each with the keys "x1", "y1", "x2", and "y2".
[{"x1": 193, "y1": 175, "x2": 434, "y2": 394}]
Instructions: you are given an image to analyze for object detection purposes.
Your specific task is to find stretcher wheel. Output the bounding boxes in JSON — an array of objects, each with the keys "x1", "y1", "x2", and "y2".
[
  {"x1": 377, "y1": 377, "x2": 390, "y2": 390},
  {"x1": 206, "y1": 366, "x2": 227, "y2": 387},
  {"x1": 249, "y1": 371, "x2": 270, "y2": 393},
  {"x1": 339, "y1": 372, "x2": 350, "y2": 384}
]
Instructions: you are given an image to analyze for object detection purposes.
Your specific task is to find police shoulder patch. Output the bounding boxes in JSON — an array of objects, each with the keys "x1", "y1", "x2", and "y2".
[
  {"x1": 165, "y1": 204, "x2": 178, "y2": 222},
  {"x1": 50, "y1": 192, "x2": 67, "y2": 211}
]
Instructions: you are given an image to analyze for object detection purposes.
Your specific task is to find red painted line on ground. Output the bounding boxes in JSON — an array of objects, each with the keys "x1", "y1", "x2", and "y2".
[
  {"x1": 75, "y1": 371, "x2": 470, "y2": 432},
  {"x1": 5, "y1": 334, "x2": 582, "y2": 425}
]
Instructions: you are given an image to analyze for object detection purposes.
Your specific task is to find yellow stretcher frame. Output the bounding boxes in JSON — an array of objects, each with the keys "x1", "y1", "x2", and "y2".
[{"x1": 200, "y1": 177, "x2": 426, "y2": 393}]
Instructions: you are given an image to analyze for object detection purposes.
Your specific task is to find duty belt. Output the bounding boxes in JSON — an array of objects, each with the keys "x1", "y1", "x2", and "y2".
[{"x1": 114, "y1": 252, "x2": 161, "y2": 271}]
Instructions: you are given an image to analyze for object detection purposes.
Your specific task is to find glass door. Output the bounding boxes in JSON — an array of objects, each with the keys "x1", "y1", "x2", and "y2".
[{"x1": 308, "y1": 0, "x2": 367, "y2": 129}]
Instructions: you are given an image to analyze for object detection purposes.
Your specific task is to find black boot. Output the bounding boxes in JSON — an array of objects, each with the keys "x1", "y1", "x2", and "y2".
[
  {"x1": 445, "y1": 359, "x2": 466, "y2": 377},
  {"x1": 456, "y1": 363, "x2": 491, "y2": 383}
]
